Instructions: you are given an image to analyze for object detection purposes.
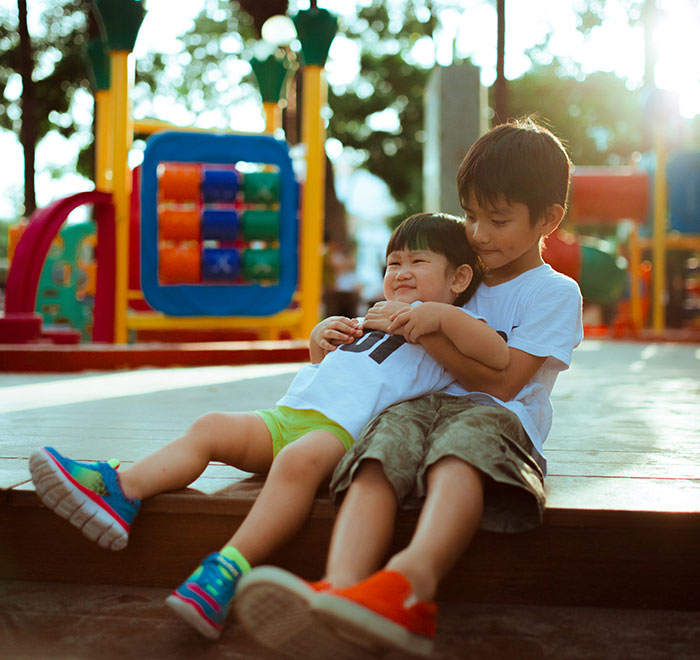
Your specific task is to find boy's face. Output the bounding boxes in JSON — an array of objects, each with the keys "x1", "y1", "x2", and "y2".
[
  {"x1": 383, "y1": 248, "x2": 462, "y2": 305},
  {"x1": 462, "y1": 192, "x2": 551, "y2": 280}
]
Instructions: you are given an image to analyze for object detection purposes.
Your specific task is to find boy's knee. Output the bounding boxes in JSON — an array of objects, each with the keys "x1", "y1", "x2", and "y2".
[
  {"x1": 353, "y1": 458, "x2": 393, "y2": 490},
  {"x1": 427, "y1": 455, "x2": 484, "y2": 485}
]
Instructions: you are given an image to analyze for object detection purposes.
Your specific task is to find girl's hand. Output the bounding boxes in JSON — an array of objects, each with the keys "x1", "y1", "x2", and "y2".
[
  {"x1": 310, "y1": 316, "x2": 363, "y2": 359},
  {"x1": 364, "y1": 301, "x2": 411, "y2": 334},
  {"x1": 389, "y1": 302, "x2": 442, "y2": 343}
]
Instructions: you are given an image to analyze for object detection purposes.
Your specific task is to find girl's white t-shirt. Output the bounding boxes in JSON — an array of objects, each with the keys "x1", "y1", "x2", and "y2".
[{"x1": 278, "y1": 308, "x2": 480, "y2": 440}]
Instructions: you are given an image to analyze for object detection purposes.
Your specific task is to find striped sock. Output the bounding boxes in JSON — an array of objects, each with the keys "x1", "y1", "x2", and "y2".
[{"x1": 219, "y1": 545, "x2": 251, "y2": 574}]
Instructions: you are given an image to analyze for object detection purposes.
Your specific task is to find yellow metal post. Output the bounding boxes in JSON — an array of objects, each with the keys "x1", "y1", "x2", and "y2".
[
  {"x1": 94, "y1": 89, "x2": 112, "y2": 191},
  {"x1": 652, "y1": 126, "x2": 667, "y2": 333},
  {"x1": 263, "y1": 101, "x2": 281, "y2": 133},
  {"x1": 299, "y1": 65, "x2": 326, "y2": 337},
  {"x1": 628, "y1": 223, "x2": 643, "y2": 331},
  {"x1": 110, "y1": 50, "x2": 133, "y2": 344}
]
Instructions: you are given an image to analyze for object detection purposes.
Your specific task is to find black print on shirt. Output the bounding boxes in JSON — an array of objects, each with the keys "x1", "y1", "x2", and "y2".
[{"x1": 339, "y1": 331, "x2": 407, "y2": 365}]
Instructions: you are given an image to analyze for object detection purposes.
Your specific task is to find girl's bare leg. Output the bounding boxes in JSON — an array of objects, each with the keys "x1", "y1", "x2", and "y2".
[
  {"x1": 225, "y1": 430, "x2": 347, "y2": 566},
  {"x1": 385, "y1": 456, "x2": 484, "y2": 601},
  {"x1": 118, "y1": 412, "x2": 274, "y2": 500},
  {"x1": 324, "y1": 459, "x2": 399, "y2": 588}
]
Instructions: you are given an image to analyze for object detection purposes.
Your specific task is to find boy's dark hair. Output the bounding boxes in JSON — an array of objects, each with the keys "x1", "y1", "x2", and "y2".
[
  {"x1": 386, "y1": 212, "x2": 482, "y2": 305},
  {"x1": 457, "y1": 117, "x2": 572, "y2": 225}
]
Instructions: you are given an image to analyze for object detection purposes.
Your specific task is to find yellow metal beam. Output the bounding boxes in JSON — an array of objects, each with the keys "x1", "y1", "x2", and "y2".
[
  {"x1": 110, "y1": 50, "x2": 132, "y2": 344},
  {"x1": 651, "y1": 127, "x2": 668, "y2": 333},
  {"x1": 299, "y1": 65, "x2": 326, "y2": 338}
]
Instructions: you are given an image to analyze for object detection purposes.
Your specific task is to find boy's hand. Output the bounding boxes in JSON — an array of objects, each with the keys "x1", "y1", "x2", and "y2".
[
  {"x1": 310, "y1": 316, "x2": 363, "y2": 355},
  {"x1": 364, "y1": 301, "x2": 411, "y2": 334},
  {"x1": 389, "y1": 302, "x2": 442, "y2": 343}
]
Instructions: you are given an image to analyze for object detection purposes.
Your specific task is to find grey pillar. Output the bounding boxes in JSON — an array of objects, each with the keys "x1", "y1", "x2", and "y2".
[{"x1": 423, "y1": 62, "x2": 486, "y2": 217}]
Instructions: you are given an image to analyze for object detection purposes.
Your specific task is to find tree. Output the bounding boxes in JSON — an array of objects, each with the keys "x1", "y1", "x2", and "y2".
[
  {"x1": 327, "y1": 1, "x2": 440, "y2": 223},
  {"x1": 507, "y1": 65, "x2": 645, "y2": 166},
  {"x1": 0, "y1": 0, "x2": 92, "y2": 216},
  {"x1": 133, "y1": 1, "x2": 258, "y2": 130}
]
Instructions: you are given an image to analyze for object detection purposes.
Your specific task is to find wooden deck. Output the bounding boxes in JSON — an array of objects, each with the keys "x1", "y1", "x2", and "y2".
[{"x1": 1, "y1": 339, "x2": 699, "y2": 615}]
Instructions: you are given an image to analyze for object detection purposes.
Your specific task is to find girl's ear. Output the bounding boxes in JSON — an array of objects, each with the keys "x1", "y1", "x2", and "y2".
[
  {"x1": 540, "y1": 203, "x2": 565, "y2": 237},
  {"x1": 451, "y1": 263, "x2": 473, "y2": 295}
]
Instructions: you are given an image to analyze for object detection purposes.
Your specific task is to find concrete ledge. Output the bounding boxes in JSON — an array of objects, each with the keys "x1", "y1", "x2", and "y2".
[
  {"x1": 2, "y1": 484, "x2": 699, "y2": 612},
  {"x1": 0, "y1": 340, "x2": 310, "y2": 372}
]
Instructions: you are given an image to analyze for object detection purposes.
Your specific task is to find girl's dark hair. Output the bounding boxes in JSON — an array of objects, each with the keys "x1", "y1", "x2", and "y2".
[
  {"x1": 457, "y1": 117, "x2": 572, "y2": 225},
  {"x1": 386, "y1": 212, "x2": 482, "y2": 305}
]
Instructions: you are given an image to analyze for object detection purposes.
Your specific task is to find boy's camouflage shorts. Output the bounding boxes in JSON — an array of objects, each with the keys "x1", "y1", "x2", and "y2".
[{"x1": 329, "y1": 393, "x2": 545, "y2": 534}]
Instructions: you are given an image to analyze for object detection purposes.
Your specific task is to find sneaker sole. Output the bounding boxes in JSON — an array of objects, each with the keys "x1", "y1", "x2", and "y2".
[
  {"x1": 165, "y1": 593, "x2": 222, "y2": 640},
  {"x1": 234, "y1": 566, "x2": 377, "y2": 660},
  {"x1": 312, "y1": 591, "x2": 434, "y2": 657},
  {"x1": 29, "y1": 449, "x2": 129, "y2": 551}
]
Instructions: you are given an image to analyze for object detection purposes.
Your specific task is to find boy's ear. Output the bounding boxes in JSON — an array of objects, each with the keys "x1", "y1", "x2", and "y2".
[
  {"x1": 452, "y1": 263, "x2": 473, "y2": 295},
  {"x1": 540, "y1": 203, "x2": 565, "y2": 236}
]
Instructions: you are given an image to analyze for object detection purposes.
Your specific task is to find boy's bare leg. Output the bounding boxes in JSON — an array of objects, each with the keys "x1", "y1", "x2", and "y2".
[
  {"x1": 385, "y1": 456, "x2": 484, "y2": 601},
  {"x1": 226, "y1": 430, "x2": 347, "y2": 566},
  {"x1": 324, "y1": 459, "x2": 399, "y2": 588},
  {"x1": 118, "y1": 412, "x2": 274, "y2": 500}
]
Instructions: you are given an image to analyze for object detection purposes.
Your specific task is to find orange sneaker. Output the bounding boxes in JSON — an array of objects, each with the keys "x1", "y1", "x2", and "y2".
[
  {"x1": 311, "y1": 569, "x2": 436, "y2": 656},
  {"x1": 234, "y1": 566, "x2": 376, "y2": 660}
]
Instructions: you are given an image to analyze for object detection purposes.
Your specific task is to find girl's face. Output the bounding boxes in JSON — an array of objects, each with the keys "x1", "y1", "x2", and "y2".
[{"x1": 383, "y1": 248, "x2": 464, "y2": 305}]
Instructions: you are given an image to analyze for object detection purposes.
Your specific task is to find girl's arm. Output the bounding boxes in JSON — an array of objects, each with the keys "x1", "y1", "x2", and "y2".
[
  {"x1": 388, "y1": 302, "x2": 510, "y2": 370},
  {"x1": 308, "y1": 316, "x2": 363, "y2": 364}
]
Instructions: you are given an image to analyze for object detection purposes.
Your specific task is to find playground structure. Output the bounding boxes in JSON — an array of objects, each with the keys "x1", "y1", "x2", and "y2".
[
  {"x1": 544, "y1": 150, "x2": 700, "y2": 337},
  {"x1": 2, "y1": 2, "x2": 700, "y2": 350},
  {"x1": 1, "y1": 1, "x2": 338, "y2": 346}
]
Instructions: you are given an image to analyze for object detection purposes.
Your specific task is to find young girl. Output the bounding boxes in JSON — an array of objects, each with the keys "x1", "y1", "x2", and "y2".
[
  {"x1": 29, "y1": 212, "x2": 508, "y2": 642},
  {"x1": 233, "y1": 119, "x2": 584, "y2": 658}
]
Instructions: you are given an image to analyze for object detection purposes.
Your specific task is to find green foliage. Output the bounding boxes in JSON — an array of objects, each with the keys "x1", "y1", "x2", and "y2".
[
  {"x1": 0, "y1": 1, "x2": 91, "y2": 146},
  {"x1": 328, "y1": 1, "x2": 439, "y2": 223},
  {"x1": 508, "y1": 63, "x2": 645, "y2": 166},
  {"x1": 0, "y1": 219, "x2": 10, "y2": 259},
  {"x1": 133, "y1": 0, "x2": 258, "y2": 126}
]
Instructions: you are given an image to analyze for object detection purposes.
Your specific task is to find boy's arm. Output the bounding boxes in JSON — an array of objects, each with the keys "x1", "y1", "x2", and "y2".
[
  {"x1": 419, "y1": 332, "x2": 545, "y2": 401},
  {"x1": 308, "y1": 316, "x2": 363, "y2": 364},
  {"x1": 390, "y1": 302, "x2": 509, "y2": 369}
]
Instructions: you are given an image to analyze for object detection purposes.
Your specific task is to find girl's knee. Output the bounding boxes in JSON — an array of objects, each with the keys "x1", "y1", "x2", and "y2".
[
  {"x1": 187, "y1": 412, "x2": 226, "y2": 438},
  {"x1": 273, "y1": 441, "x2": 326, "y2": 482}
]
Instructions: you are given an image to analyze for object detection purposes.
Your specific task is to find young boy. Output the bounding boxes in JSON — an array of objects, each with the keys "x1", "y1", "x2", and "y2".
[
  {"x1": 29, "y1": 212, "x2": 508, "y2": 642},
  {"x1": 232, "y1": 118, "x2": 584, "y2": 658}
]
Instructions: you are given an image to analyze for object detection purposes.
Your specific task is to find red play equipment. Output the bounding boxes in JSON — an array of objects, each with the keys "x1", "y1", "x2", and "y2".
[{"x1": 2, "y1": 191, "x2": 116, "y2": 343}]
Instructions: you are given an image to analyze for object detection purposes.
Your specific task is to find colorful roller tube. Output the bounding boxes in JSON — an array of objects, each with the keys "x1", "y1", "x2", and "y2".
[
  {"x1": 201, "y1": 209, "x2": 240, "y2": 242},
  {"x1": 201, "y1": 248, "x2": 241, "y2": 281},
  {"x1": 158, "y1": 163, "x2": 201, "y2": 203},
  {"x1": 242, "y1": 172, "x2": 280, "y2": 204},
  {"x1": 202, "y1": 168, "x2": 239, "y2": 204},
  {"x1": 158, "y1": 244, "x2": 201, "y2": 284},
  {"x1": 158, "y1": 207, "x2": 200, "y2": 242},
  {"x1": 241, "y1": 210, "x2": 279, "y2": 242},
  {"x1": 242, "y1": 249, "x2": 279, "y2": 281}
]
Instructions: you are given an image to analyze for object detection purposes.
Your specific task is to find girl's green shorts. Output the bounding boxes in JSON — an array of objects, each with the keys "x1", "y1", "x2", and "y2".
[
  {"x1": 329, "y1": 393, "x2": 545, "y2": 534},
  {"x1": 255, "y1": 406, "x2": 354, "y2": 457}
]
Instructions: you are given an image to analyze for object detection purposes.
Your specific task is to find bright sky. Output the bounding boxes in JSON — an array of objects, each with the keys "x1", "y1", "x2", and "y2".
[{"x1": 0, "y1": 0, "x2": 698, "y2": 220}]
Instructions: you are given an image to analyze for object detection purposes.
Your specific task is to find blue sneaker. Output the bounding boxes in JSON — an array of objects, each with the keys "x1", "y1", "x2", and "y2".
[
  {"x1": 29, "y1": 446, "x2": 140, "y2": 551},
  {"x1": 166, "y1": 552, "x2": 246, "y2": 639}
]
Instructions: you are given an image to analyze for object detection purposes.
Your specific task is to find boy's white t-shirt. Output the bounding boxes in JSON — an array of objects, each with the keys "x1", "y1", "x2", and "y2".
[
  {"x1": 442, "y1": 264, "x2": 583, "y2": 471},
  {"x1": 278, "y1": 308, "x2": 479, "y2": 440}
]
